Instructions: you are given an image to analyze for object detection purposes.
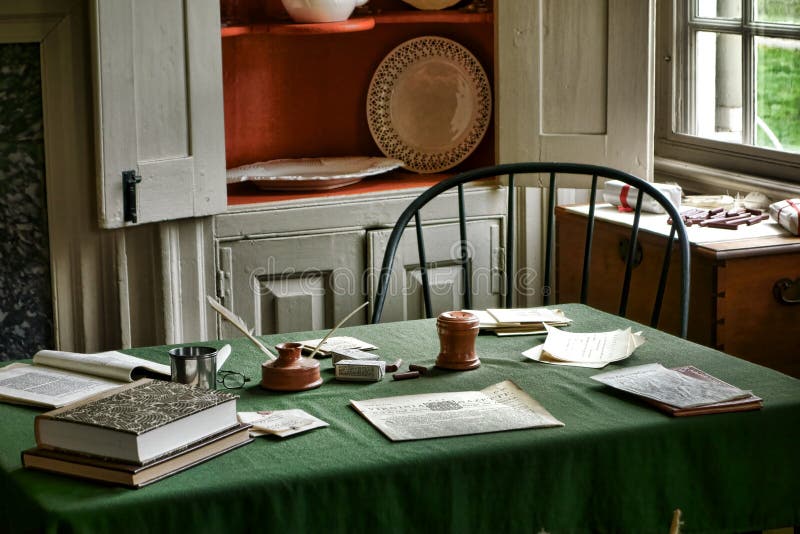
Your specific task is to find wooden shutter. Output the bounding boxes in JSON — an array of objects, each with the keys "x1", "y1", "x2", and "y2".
[
  {"x1": 497, "y1": 0, "x2": 655, "y2": 184},
  {"x1": 92, "y1": 0, "x2": 226, "y2": 228}
]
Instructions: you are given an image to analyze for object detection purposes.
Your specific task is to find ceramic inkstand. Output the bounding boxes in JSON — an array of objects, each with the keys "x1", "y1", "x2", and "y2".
[
  {"x1": 261, "y1": 342, "x2": 323, "y2": 391},
  {"x1": 435, "y1": 311, "x2": 480, "y2": 370}
]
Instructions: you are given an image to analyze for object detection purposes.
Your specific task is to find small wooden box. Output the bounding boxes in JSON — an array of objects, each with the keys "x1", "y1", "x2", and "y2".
[{"x1": 555, "y1": 205, "x2": 800, "y2": 378}]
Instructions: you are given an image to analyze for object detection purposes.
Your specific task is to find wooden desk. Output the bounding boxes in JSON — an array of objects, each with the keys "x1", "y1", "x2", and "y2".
[
  {"x1": 1, "y1": 304, "x2": 799, "y2": 533},
  {"x1": 556, "y1": 205, "x2": 800, "y2": 378}
]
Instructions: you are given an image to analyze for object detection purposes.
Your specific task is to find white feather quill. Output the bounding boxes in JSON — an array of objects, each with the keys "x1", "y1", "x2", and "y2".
[
  {"x1": 307, "y1": 301, "x2": 370, "y2": 359},
  {"x1": 206, "y1": 295, "x2": 276, "y2": 360}
]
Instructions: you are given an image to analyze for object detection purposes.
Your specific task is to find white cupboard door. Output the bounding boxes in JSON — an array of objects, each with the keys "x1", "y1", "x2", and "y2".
[
  {"x1": 93, "y1": 0, "x2": 226, "y2": 228},
  {"x1": 368, "y1": 219, "x2": 503, "y2": 323},
  {"x1": 497, "y1": 0, "x2": 655, "y2": 182},
  {"x1": 219, "y1": 231, "x2": 367, "y2": 336}
]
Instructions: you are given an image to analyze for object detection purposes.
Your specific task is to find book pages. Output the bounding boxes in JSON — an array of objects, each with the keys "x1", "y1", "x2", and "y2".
[
  {"x1": 591, "y1": 363, "x2": 752, "y2": 409},
  {"x1": 33, "y1": 350, "x2": 171, "y2": 382},
  {"x1": 0, "y1": 363, "x2": 123, "y2": 408},
  {"x1": 350, "y1": 381, "x2": 563, "y2": 441}
]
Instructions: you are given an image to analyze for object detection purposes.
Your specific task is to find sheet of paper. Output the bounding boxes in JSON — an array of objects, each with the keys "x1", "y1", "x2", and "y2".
[
  {"x1": 0, "y1": 363, "x2": 123, "y2": 408},
  {"x1": 33, "y1": 349, "x2": 171, "y2": 382},
  {"x1": 350, "y1": 384, "x2": 563, "y2": 442},
  {"x1": 538, "y1": 325, "x2": 644, "y2": 365},
  {"x1": 462, "y1": 309, "x2": 499, "y2": 328},
  {"x1": 296, "y1": 336, "x2": 377, "y2": 356},
  {"x1": 591, "y1": 363, "x2": 752, "y2": 408},
  {"x1": 480, "y1": 380, "x2": 564, "y2": 427},
  {"x1": 486, "y1": 307, "x2": 570, "y2": 325},
  {"x1": 216, "y1": 344, "x2": 232, "y2": 371},
  {"x1": 522, "y1": 345, "x2": 610, "y2": 368},
  {"x1": 238, "y1": 409, "x2": 328, "y2": 438}
]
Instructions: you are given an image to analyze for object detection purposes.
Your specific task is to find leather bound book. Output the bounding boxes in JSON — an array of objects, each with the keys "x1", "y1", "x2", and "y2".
[
  {"x1": 34, "y1": 379, "x2": 239, "y2": 464},
  {"x1": 23, "y1": 423, "x2": 253, "y2": 488}
]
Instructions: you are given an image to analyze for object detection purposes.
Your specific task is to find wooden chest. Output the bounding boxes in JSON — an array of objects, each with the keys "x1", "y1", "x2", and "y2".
[{"x1": 555, "y1": 205, "x2": 800, "y2": 378}]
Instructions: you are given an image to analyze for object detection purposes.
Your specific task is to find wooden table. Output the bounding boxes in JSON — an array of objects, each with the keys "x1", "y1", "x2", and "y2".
[
  {"x1": 556, "y1": 204, "x2": 800, "y2": 377},
  {"x1": 1, "y1": 304, "x2": 799, "y2": 533}
]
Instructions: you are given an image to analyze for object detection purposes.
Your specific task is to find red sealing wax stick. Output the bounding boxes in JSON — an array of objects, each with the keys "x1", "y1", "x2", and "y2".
[
  {"x1": 705, "y1": 221, "x2": 739, "y2": 230},
  {"x1": 408, "y1": 364, "x2": 428, "y2": 375},
  {"x1": 384, "y1": 359, "x2": 402, "y2": 373},
  {"x1": 392, "y1": 371, "x2": 420, "y2": 381},
  {"x1": 745, "y1": 214, "x2": 769, "y2": 225}
]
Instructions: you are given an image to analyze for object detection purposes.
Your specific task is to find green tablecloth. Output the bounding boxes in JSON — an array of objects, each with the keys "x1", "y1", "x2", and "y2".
[{"x1": 1, "y1": 304, "x2": 798, "y2": 533}]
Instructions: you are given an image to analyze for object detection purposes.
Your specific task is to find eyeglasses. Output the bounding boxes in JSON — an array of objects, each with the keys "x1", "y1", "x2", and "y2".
[{"x1": 217, "y1": 370, "x2": 251, "y2": 389}]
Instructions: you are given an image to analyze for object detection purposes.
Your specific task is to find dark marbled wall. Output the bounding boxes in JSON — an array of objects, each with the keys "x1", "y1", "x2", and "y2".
[{"x1": 0, "y1": 43, "x2": 53, "y2": 360}]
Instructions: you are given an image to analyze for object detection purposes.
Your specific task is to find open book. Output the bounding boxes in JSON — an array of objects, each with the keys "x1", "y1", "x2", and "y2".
[{"x1": 0, "y1": 350, "x2": 170, "y2": 408}]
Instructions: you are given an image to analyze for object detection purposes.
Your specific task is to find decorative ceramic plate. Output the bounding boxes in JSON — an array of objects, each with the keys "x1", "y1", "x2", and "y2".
[
  {"x1": 226, "y1": 157, "x2": 404, "y2": 191},
  {"x1": 367, "y1": 36, "x2": 491, "y2": 173},
  {"x1": 400, "y1": 0, "x2": 461, "y2": 9}
]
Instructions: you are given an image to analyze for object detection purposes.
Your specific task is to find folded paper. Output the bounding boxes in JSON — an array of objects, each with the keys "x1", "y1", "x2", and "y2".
[{"x1": 602, "y1": 180, "x2": 682, "y2": 214}]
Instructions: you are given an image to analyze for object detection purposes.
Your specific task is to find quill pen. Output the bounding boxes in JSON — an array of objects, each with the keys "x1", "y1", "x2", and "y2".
[
  {"x1": 308, "y1": 301, "x2": 370, "y2": 359},
  {"x1": 206, "y1": 295, "x2": 276, "y2": 360}
]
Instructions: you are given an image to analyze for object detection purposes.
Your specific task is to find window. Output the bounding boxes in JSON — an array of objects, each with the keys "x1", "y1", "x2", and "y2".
[{"x1": 656, "y1": 0, "x2": 800, "y2": 187}]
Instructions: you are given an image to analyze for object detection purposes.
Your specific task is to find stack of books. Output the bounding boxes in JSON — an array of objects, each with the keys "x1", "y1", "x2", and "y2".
[
  {"x1": 465, "y1": 308, "x2": 572, "y2": 336},
  {"x1": 23, "y1": 379, "x2": 252, "y2": 487}
]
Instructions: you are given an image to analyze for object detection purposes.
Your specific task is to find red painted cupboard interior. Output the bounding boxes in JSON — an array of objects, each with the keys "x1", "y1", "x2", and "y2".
[{"x1": 221, "y1": 0, "x2": 495, "y2": 205}]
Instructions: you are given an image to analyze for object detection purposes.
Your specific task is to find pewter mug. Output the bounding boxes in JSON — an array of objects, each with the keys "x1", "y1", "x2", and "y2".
[{"x1": 169, "y1": 346, "x2": 218, "y2": 389}]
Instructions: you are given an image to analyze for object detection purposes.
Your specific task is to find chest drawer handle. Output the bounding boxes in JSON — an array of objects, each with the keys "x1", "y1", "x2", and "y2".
[{"x1": 773, "y1": 278, "x2": 800, "y2": 305}]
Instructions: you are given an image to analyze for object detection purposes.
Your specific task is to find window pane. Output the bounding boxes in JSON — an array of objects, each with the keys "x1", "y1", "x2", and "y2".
[
  {"x1": 697, "y1": 0, "x2": 741, "y2": 19},
  {"x1": 756, "y1": 37, "x2": 800, "y2": 153},
  {"x1": 691, "y1": 31, "x2": 743, "y2": 143},
  {"x1": 755, "y1": 0, "x2": 800, "y2": 24}
]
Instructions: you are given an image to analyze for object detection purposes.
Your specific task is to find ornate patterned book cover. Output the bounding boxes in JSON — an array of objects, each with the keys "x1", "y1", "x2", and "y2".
[{"x1": 49, "y1": 380, "x2": 238, "y2": 435}]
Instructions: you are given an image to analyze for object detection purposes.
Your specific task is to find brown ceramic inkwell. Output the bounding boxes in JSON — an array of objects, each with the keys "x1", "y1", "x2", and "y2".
[
  {"x1": 261, "y1": 301, "x2": 369, "y2": 391},
  {"x1": 260, "y1": 342, "x2": 323, "y2": 392},
  {"x1": 435, "y1": 310, "x2": 480, "y2": 370}
]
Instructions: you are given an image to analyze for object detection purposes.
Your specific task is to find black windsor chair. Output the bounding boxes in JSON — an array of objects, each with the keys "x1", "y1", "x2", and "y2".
[{"x1": 370, "y1": 162, "x2": 691, "y2": 338}]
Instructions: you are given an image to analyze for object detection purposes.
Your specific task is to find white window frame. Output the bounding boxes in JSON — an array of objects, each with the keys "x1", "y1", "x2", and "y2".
[{"x1": 655, "y1": 0, "x2": 800, "y2": 196}]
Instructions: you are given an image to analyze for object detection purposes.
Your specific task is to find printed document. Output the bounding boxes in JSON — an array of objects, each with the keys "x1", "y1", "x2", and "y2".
[
  {"x1": 0, "y1": 350, "x2": 171, "y2": 408},
  {"x1": 591, "y1": 363, "x2": 752, "y2": 408},
  {"x1": 350, "y1": 380, "x2": 563, "y2": 441}
]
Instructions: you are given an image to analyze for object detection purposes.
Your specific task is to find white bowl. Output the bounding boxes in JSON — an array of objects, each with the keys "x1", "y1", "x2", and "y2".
[{"x1": 281, "y1": 0, "x2": 365, "y2": 23}]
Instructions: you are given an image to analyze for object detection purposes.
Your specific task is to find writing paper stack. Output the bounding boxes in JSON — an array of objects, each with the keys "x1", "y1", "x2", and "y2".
[
  {"x1": 590, "y1": 363, "x2": 762, "y2": 416},
  {"x1": 465, "y1": 308, "x2": 572, "y2": 336},
  {"x1": 522, "y1": 324, "x2": 644, "y2": 368}
]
